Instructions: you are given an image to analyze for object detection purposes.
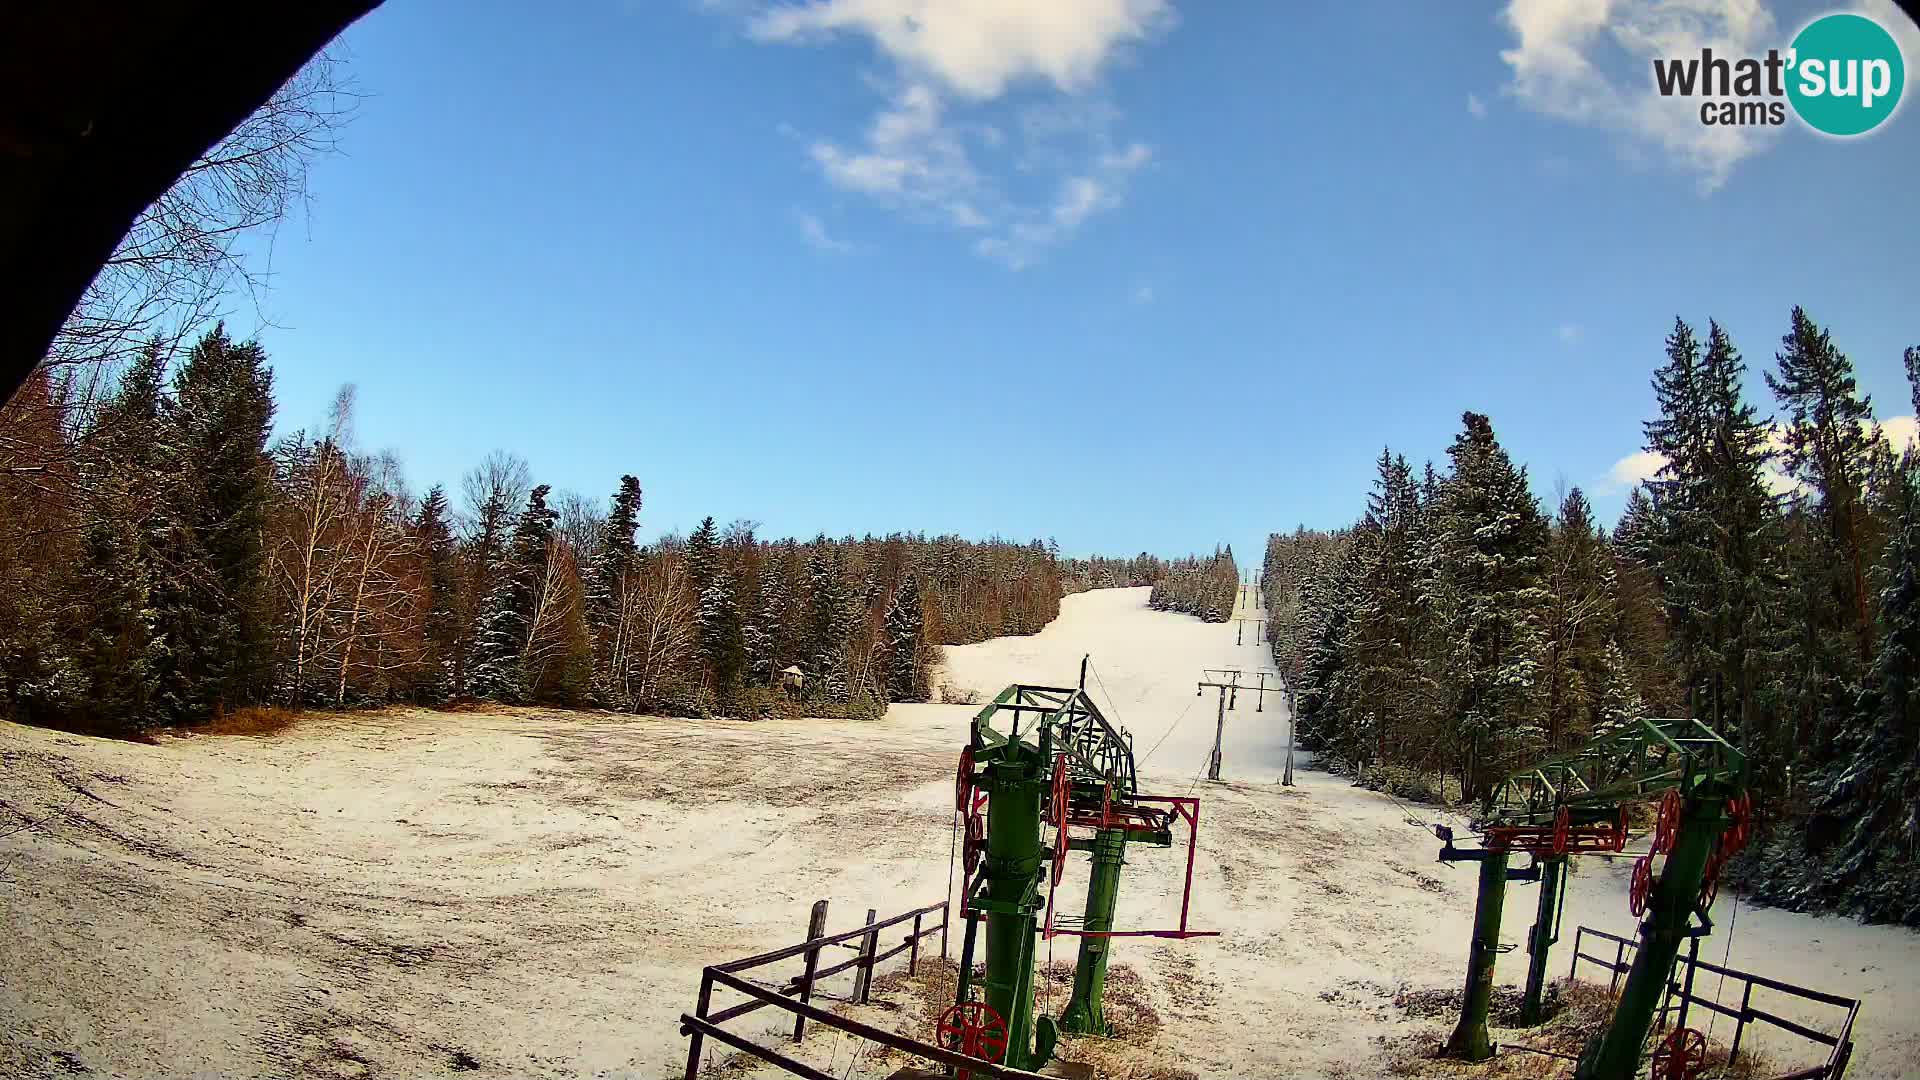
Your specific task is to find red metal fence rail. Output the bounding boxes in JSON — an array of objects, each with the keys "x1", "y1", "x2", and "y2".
[
  {"x1": 679, "y1": 897, "x2": 1051, "y2": 1080},
  {"x1": 1568, "y1": 925, "x2": 1860, "y2": 1080}
]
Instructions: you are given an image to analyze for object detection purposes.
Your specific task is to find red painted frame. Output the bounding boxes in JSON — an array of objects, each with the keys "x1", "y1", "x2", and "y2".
[{"x1": 1042, "y1": 793, "x2": 1219, "y2": 941}]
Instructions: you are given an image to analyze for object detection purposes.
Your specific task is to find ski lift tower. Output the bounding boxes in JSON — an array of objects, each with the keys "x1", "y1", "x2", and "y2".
[
  {"x1": 1434, "y1": 717, "x2": 1750, "y2": 1079},
  {"x1": 949, "y1": 661, "x2": 1215, "y2": 1070}
]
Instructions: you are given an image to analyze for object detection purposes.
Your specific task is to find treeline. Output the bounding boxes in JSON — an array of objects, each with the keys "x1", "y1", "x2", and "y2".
[
  {"x1": 1060, "y1": 553, "x2": 1169, "y2": 593},
  {"x1": 1265, "y1": 307, "x2": 1920, "y2": 925},
  {"x1": 0, "y1": 326, "x2": 1135, "y2": 733},
  {"x1": 1148, "y1": 548, "x2": 1239, "y2": 622}
]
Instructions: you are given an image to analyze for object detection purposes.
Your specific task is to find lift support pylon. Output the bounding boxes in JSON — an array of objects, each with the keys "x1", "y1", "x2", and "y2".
[{"x1": 1434, "y1": 717, "x2": 1749, "y2": 1079}]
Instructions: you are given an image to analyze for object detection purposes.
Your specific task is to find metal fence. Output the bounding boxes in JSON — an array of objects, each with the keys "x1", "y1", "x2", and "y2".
[
  {"x1": 1568, "y1": 925, "x2": 1859, "y2": 1080},
  {"x1": 678, "y1": 897, "x2": 1051, "y2": 1080}
]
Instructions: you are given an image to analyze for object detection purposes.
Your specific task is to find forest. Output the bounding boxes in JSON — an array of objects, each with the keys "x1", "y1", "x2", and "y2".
[
  {"x1": 1263, "y1": 309, "x2": 1919, "y2": 926},
  {"x1": 0, "y1": 326, "x2": 1247, "y2": 733},
  {"x1": 1147, "y1": 549, "x2": 1241, "y2": 622}
]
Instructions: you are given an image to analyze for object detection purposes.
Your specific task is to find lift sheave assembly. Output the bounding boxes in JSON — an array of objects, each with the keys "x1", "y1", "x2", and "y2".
[
  {"x1": 946, "y1": 676, "x2": 1216, "y2": 1074},
  {"x1": 1437, "y1": 716, "x2": 1752, "y2": 1080}
]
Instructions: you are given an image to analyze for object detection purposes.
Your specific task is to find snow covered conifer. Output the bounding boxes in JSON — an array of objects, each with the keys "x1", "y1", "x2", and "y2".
[
  {"x1": 149, "y1": 324, "x2": 276, "y2": 724},
  {"x1": 1767, "y1": 307, "x2": 1877, "y2": 659},
  {"x1": 415, "y1": 486, "x2": 458, "y2": 703},
  {"x1": 1434, "y1": 411, "x2": 1549, "y2": 797},
  {"x1": 468, "y1": 484, "x2": 557, "y2": 703},
  {"x1": 584, "y1": 476, "x2": 641, "y2": 704},
  {"x1": 885, "y1": 574, "x2": 929, "y2": 702}
]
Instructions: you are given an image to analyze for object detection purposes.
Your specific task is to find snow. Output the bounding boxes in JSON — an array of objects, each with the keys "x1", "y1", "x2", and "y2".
[{"x1": 0, "y1": 586, "x2": 1914, "y2": 1078}]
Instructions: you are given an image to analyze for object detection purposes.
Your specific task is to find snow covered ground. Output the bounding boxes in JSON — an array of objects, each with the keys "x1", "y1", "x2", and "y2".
[{"x1": 0, "y1": 587, "x2": 1914, "y2": 1079}]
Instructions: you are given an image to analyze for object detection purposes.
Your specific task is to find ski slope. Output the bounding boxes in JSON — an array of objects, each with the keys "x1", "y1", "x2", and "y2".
[
  {"x1": 0, "y1": 586, "x2": 1913, "y2": 1078},
  {"x1": 938, "y1": 584, "x2": 1293, "y2": 789}
]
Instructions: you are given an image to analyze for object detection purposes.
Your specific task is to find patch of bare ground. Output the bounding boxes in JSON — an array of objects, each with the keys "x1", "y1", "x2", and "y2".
[
  {"x1": 721, "y1": 958, "x2": 1198, "y2": 1080},
  {"x1": 1380, "y1": 981, "x2": 1772, "y2": 1079}
]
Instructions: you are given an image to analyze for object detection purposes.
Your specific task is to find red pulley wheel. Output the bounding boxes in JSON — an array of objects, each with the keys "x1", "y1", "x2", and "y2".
[
  {"x1": 1553, "y1": 805, "x2": 1571, "y2": 855},
  {"x1": 1629, "y1": 855, "x2": 1653, "y2": 918},
  {"x1": 1614, "y1": 805, "x2": 1631, "y2": 853},
  {"x1": 955, "y1": 746, "x2": 975, "y2": 814},
  {"x1": 1650, "y1": 1026, "x2": 1707, "y2": 1080},
  {"x1": 1722, "y1": 792, "x2": 1752, "y2": 856},
  {"x1": 936, "y1": 1000, "x2": 1008, "y2": 1080},
  {"x1": 1697, "y1": 853, "x2": 1721, "y2": 912},
  {"x1": 1653, "y1": 790, "x2": 1681, "y2": 854},
  {"x1": 1048, "y1": 754, "x2": 1068, "y2": 827}
]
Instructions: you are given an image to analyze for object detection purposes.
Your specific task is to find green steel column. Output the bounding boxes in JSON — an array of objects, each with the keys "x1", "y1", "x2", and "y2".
[
  {"x1": 1059, "y1": 827, "x2": 1128, "y2": 1034},
  {"x1": 1444, "y1": 849, "x2": 1511, "y2": 1062},
  {"x1": 1576, "y1": 799, "x2": 1724, "y2": 1080},
  {"x1": 1520, "y1": 857, "x2": 1564, "y2": 1025},
  {"x1": 982, "y1": 747, "x2": 1048, "y2": 1070}
]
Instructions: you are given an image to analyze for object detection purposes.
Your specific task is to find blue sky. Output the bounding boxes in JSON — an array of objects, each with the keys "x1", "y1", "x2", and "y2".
[{"x1": 228, "y1": 0, "x2": 1920, "y2": 562}]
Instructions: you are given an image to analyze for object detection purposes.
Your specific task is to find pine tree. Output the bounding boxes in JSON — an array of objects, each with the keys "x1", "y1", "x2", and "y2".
[
  {"x1": 687, "y1": 516, "x2": 744, "y2": 695},
  {"x1": 584, "y1": 476, "x2": 641, "y2": 704},
  {"x1": 1906, "y1": 346, "x2": 1920, "y2": 418},
  {"x1": 1593, "y1": 639, "x2": 1644, "y2": 740},
  {"x1": 806, "y1": 540, "x2": 853, "y2": 699},
  {"x1": 1541, "y1": 488, "x2": 1612, "y2": 749},
  {"x1": 886, "y1": 574, "x2": 929, "y2": 702},
  {"x1": 1767, "y1": 306, "x2": 1877, "y2": 660},
  {"x1": 1700, "y1": 322, "x2": 1786, "y2": 761},
  {"x1": 149, "y1": 324, "x2": 276, "y2": 724},
  {"x1": 1610, "y1": 493, "x2": 1682, "y2": 717},
  {"x1": 468, "y1": 485, "x2": 557, "y2": 703},
  {"x1": 69, "y1": 344, "x2": 169, "y2": 730},
  {"x1": 585, "y1": 476, "x2": 641, "y2": 626},
  {"x1": 1645, "y1": 319, "x2": 1782, "y2": 760},
  {"x1": 416, "y1": 486, "x2": 457, "y2": 703},
  {"x1": 1350, "y1": 449, "x2": 1423, "y2": 765},
  {"x1": 1434, "y1": 411, "x2": 1549, "y2": 797},
  {"x1": 1764, "y1": 461, "x2": 1920, "y2": 924}
]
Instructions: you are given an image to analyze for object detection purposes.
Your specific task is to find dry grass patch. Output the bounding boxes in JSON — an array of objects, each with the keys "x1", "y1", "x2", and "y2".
[
  {"x1": 183, "y1": 704, "x2": 303, "y2": 737},
  {"x1": 1382, "y1": 982, "x2": 1771, "y2": 1079}
]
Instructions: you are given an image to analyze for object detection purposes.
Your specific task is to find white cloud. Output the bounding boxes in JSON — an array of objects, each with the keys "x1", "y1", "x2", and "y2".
[
  {"x1": 1880, "y1": 414, "x2": 1919, "y2": 454},
  {"x1": 1496, "y1": 0, "x2": 1785, "y2": 191},
  {"x1": 796, "y1": 211, "x2": 851, "y2": 252},
  {"x1": 1558, "y1": 322, "x2": 1582, "y2": 344},
  {"x1": 1599, "y1": 417, "x2": 1920, "y2": 496},
  {"x1": 731, "y1": 1, "x2": 1169, "y2": 265},
  {"x1": 1601, "y1": 449, "x2": 1668, "y2": 494},
  {"x1": 1467, "y1": 92, "x2": 1488, "y2": 119},
  {"x1": 747, "y1": 0, "x2": 1172, "y2": 99},
  {"x1": 1131, "y1": 282, "x2": 1155, "y2": 304}
]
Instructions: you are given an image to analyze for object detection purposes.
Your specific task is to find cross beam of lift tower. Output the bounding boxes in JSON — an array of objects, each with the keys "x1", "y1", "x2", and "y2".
[{"x1": 1194, "y1": 668, "x2": 1285, "y2": 782}]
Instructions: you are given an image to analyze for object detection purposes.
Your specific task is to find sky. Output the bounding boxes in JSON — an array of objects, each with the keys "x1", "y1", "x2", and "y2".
[{"x1": 226, "y1": 0, "x2": 1920, "y2": 563}]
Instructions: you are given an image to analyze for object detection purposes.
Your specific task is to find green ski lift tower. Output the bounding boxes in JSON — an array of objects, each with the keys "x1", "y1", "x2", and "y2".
[{"x1": 946, "y1": 662, "x2": 1215, "y2": 1071}]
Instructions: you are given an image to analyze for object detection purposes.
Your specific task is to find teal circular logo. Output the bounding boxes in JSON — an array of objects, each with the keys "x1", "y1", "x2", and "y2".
[{"x1": 1787, "y1": 13, "x2": 1905, "y2": 136}]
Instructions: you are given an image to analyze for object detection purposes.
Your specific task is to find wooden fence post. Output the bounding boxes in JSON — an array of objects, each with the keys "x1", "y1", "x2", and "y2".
[
  {"x1": 855, "y1": 907, "x2": 879, "y2": 1004},
  {"x1": 909, "y1": 910, "x2": 923, "y2": 976},
  {"x1": 793, "y1": 899, "x2": 830, "y2": 1042},
  {"x1": 684, "y1": 969, "x2": 714, "y2": 1080},
  {"x1": 1674, "y1": 935, "x2": 1700, "y2": 1033},
  {"x1": 1730, "y1": 982, "x2": 1754, "y2": 1064}
]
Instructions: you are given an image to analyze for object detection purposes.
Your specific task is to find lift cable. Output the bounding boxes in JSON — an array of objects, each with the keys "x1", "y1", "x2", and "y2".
[
  {"x1": 1136, "y1": 693, "x2": 1200, "y2": 773},
  {"x1": 946, "y1": 802, "x2": 960, "y2": 927},
  {"x1": 1086, "y1": 658, "x2": 1126, "y2": 731},
  {"x1": 1707, "y1": 891, "x2": 1741, "y2": 1043},
  {"x1": 1377, "y1": 783, "x2": 1436, "y2": 831}
]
